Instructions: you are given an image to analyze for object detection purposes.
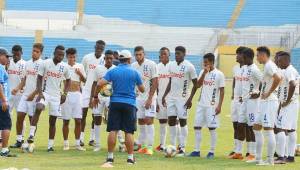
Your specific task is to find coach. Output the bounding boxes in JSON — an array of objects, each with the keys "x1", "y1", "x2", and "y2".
[{"x1": 96, "y1": 50, "x2": 144, "y2": 166}]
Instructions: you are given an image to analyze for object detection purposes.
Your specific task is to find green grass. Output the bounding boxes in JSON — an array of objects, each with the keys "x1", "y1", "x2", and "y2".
[{"x1": 1, "y1": 80, "x2": 300, "y2": 170}]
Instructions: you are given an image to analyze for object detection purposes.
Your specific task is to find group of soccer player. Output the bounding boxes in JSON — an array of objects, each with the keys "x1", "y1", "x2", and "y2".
[
  {"x1": 228, "y1": 46, "x2": 299, "y2": 165},
  {"x1": 0, "y1": 39, "x2": 299, "y2": 166}
]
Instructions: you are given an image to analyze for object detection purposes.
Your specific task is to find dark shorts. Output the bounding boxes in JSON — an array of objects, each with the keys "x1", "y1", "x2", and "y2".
[
  {"x1": 107, "y1": 102, "x2": 137, "y2": 134},
  {"x1": 0, "y1": 107, "x2": 12, "y2": 130}
]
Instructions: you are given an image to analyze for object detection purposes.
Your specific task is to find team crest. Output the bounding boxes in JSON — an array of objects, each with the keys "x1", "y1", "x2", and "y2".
[
  {"x1": 180, "y1": 65, "x2": 185, "y2": 72},
  {"x1": 59, "y1": 65, "x2": 64, "y2": 73}
]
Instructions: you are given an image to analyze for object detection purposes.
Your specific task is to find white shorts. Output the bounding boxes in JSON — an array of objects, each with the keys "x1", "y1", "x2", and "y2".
[
  {"x1": 17, "y1": 94, "x2": 36, "y2": 117},
  {"x1": 92, "y1": 97, "x2": 110, "y2": 116},
  {"x1": 276, "y1": 101, "x2": 299, "y2": 130},
  {"x1": 136, "y1": 98, "x2": 156, "y2": 119},
  {"x1": 157, "y1": 98, "x2": 167, "y2": 120},
  {"x1": 256, "y1": 100, "x2": 279, "y2": 128},
  {"x1": 81, "y1": 88, "x2": 91, "y2": 108},
  {"x1": 194, "y1": 104, "x2": 219, "y2": 128},
  {"x1": 8, "y1": 94, "x2": 22, "y2": 115},
  {"x1": 167, "y1": 98, "x2": 188, "y2": 119},
  {"x1": 238, "y1": 99, "x2": 259, "y2": 126},
  {"x1": 38, "y1": 92, "x2": 61, "y2": 117},
  {"x1": 61, "y1": 92, "x2": 83, "y2": 120},
  {"x1": 231, "y1": 99, "x2": 241, "y2": 122}
]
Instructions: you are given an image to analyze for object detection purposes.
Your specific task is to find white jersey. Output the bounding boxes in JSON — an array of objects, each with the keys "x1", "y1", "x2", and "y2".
[
  {"x1": 7, "y1": 58, "x2": 26, "y2": 92},
  {"x1": 241, "y1": 64, "x2": 262, "y2": 100},
  {"x1": 82, "y1": 52, "x2": 105, "y2": 91},
  {"x1": 278, "y1": 65, "x2": 299, "y2": 103},
  {"x1": 168, "y1": 60, "x2": 197, "y2": 98},
  {"x1": 93, "y1": 64, "x2": 116, "y2": 82},
  {"x1": 232, "y1": 65, "x2": 243, "y2": 98},
  {"x1": 132, "y1": 59, "x2": 158, "y2": 100},
  {"x1": 39, "y1": 59, "x2": 70, "y2": 98},
  {"x1": 199, "y1": 68, "x2": 225, "y2": 107},
  {"x1": 67, "y1": 63, "x2": 86, "y2": 83},
  {"x1": 261, "y1": 60, "x2": 279, "y2": 101},
  {"x1": 157, "y1": 62, "x2": 170, "y2": 99},
  {"x1": 23, "y1": 58, "x2": 44, "y2": 96}
]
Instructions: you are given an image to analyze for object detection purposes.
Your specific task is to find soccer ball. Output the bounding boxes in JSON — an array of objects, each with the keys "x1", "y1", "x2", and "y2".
[
  {"x1": 21, "y1": 143, "x2": 35, "y2": 153},
  {"x1": 296, "y1": 144, "x2": 300, "y2": 156},
  {"x1": 164, "y1": 145, "x2": 177, "y2": 158},
  {"x1": 99, "y1": 84, "x2": 113, "y2": 97}
]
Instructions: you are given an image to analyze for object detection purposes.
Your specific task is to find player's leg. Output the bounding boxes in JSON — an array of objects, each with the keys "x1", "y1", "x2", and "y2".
[
  {"x1": 93, "y1": 108, "x2": 103, "y2": 152},
  {"x1": 206, "y1": 107, "x2": 219, "y2": 159},
  {"x1": 0, "y1": 108, "x2": 16, "y2": 157},
  {"x1": 135, "y1": 99, "x2": 147, "y2": 153},
  {"x1": 27, "y1": 101, "x2": 45, "y2": 144},
  {"x1": 61, "y1": 100, "x2": 70, "y2": 151},
  {"x1": 176, "y1": 99, "x2": 188, "y2": 156},
  {"x1": 144, "y1": 101, "x2": 156, "y2": 155},
  {"x1": 10, "y1": 112, "x2": 26, "y2": 148},
  {"x1": 232, "y1": 102, "x2": 246, "y2": 160},
  {"x1": 156, "y1": 101, "x2": 167, "y2": 151},
  {"x1": 48, "y1": 115, "x2": 57, "y2": 152},
  {"x1": 81, "y1": 107, "x2": 88, "y2": 146},
  {"x1": 286, "y1": 102, "x2": 298, "y2": 163},
  {"x1": 62, "y1": 119, "x2": 70, "y2": 151},
  {"x1": 229, "y1": 100, "x2": 239, "y2": 156},
  {"x1": 89, "y1": 119, "x2": 95, "y2": 146}
]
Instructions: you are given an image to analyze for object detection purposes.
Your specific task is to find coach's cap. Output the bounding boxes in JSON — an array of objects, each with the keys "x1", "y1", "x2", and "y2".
[
  {"x1": 119, "y1": 50, "x2": 132, "y2": 59},
  {"x1": 0, "y1": 47, "x2": 11, "y2": 57}
]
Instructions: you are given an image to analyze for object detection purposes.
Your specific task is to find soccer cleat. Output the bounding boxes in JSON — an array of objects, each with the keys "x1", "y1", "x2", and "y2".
[
  {"x1": 80, "y1": 140, "x2": 84, "y2": 147},
  {"x1": 245, "y1": 152, "x2": 250, "y2": 157},
  {"x1": 127, "y1": 158, "x2": 136, "y2": 165},
  {"x1": 285, "y1": 156, "x2": 295, "y2": 163},
  {"x1": 274, "y1": 152, "x2": 278, "y2": 158},
  {"x1": 27, "y1": 136, "x2": 34, "y2": 144},
  {"x1": 206, "y1": 152, "x2": 215, "y2": 159},
  {"x1": 144, "y1": 147, "x2": 153, "y2": 155},
  {"x1": 256, "y1": 159, "x2": 274, "y2": 166},
  {"x1": 93, "y1": 146, "x2": 101, "y2": 152},
  {"x1": 106, "y1": 158, "x2": 114, "y2": 164},
  {"x1": 89, "y1": 140, "x2": 95, "y2": 146},
  {"x1": 231, "y1": 153, "x2": 243, "y2": 160},
  {"x1": 0, "y1": 150, "x2": 17, "y2": 157},
  {"x1": 75, "y1": 145, "x2": 86, "y2": 151},
  {"x1": 10, "y1": 140, "x2": 24, "y2": 149},
  {"x1": 176, "y1": 148, "x2": 186, "y2": 157},
  {"x1": 63, "y1": 144, "x2": 70, "y2": 151},
  {"x1": 228, "y1": 151, "x2": 235, "y2": 156},
  {"x1": 189, "y1": 151, "x2": 200, "y2": 157},
  {"x1": 155, "y1": 144, "x2": 165, "y2": 152},
  {"x1": 137, "y1": 145, "x2": 147, "y2": 154},
  {"x1": 246, "y1": 159, "x2": 262, "y2": 164},
  {"x1": 244, "y1": 154, "x2": 255, "y2": 161},
  {"x1": 134, "y1": 143, "x2": 141, "y2": 151},
  {"x1": 274, "y1": 157, "x2": 286, "y2": 164},
  {"x1": 47, "y1": 147, "x2": 54, "y2": 152}
]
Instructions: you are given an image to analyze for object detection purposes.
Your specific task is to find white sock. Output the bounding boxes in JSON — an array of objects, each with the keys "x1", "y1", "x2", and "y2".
[
  {"x1": 234, "y1": 139, "x2": 238, "y2": 152},
  {"x1": 288, "y1": 131, "x2": 297, "y2": 157},
  {"x1": 48, "y1": 139, "x2": 54, "y2": 149},
  {"x1": 180, "y1": 126, "x2": 188, "y2": 148},
  {"x1": 94, "y1": 125, "x2": 101, "y2": 147},
  {"x1": 107, "y1": 152, "x2": 113, "y2": 159},
  {"x1": 247, "y1": 142, "x2": 251, "y2": 154},
  {"x1": 90, "y1": 128, "x2": 95, "y2": 141},
  {"x1": 236, "y1": 140, "x2": 243, "y2": 154},
  {"x1": 264, "y1": 130, "x2": 276, "y2": 160},
  {"x1": 159, "y1": 123, "x2": 167, "y2": 147},
  {"x1": 128, "y1": 154, "x2": 133, "y2": 160},
  {"x1": 276, "y1": 132, "x2": 286, "y2": 157},
  {"x1": 176, "y1": 124, "x2": 181, "y2": 145},
  {"x1": 75, "y1": 139, "x2": 80, "y2": 146},
  {"x1": 29, "y1": 126, "x2": 36, "y2": 137},
  {"x1": 147, "y1": 124, "x2": 155, "y2": 147},
  {"x1": 137, "y1": 125, "x2": 146, "y2": 145},
  {"x1": 169, "y1": 126, "x2": 177, "y2": 146},
  {"x1": 250, "y1": 142, "x2": 256, "y2": 155},
  {"x1": 22, "y1": 121, "x2": 26, "y2": 137},
  {"x1": 80, "y1": 132, "x2": 84, "y2": 141},
  {"x1": 209, "y1": 130, "x2": 217, "y2": 153},
  {"x1": 194, "y1": 129, "x2": 202, "y2": 152},
  {"x1": 254, "y1": 130, "x2": 263, "y2": 160},
  {"x1": 1, "y1": 147, "x2": 9, "y2": 153},
  {"x1": 64, "y1": 140, "x2": 69, "y2": 146},
  {"x1": 17, "y1": 135, "x2": 23, "y2": 142},
  {"x1": 285, "y1": 135, "x2": 289, "y2": 157}
]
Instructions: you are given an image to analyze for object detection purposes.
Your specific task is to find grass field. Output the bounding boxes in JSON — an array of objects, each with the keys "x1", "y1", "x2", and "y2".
[{"x1": 1, "y1": 80, "x2": 300, "y2": 170}]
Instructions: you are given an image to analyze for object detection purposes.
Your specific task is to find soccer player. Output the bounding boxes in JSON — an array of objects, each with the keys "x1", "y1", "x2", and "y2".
[
  {"x1": 0, "y1": 47, "x2": 16, "y2": 157},
  {"x1": 7, "y1": 45, "x2": 26, "y2": 116},
  {"x1": 228, "y1": 46, "x2": 246, "y2": 157},
  {"x1": 250, "y1": 46, "x2": 281, "y2": 165},
  {"x1": 132, "y1": 46, "x2": 158, "y2": 155},
  {"x1": 189, "y1": 53, "x2": 225, "y2": 159},
  {"x1": 98, "y1": 50, "x2": 144, "y2": 166},
  {"x1": 274, "y1": 51, "x2": 299, "y2": 164},
  {"x1": 91, "y1": 50, "x2": 115, "y2": 152},
  {"x1": 162, "y1": 46, "x2": 198, "y2": 156},
  {"x1": 81, "y1": 40, "x2": 105, "y2": 146},
  {"x1": 61, "y1": 48, "x2": 86, "y2": 151},
  {"x1": 155, "y1": 47, "x2": 170, "y2": 151},
  {"x1": 10, "y1": 43, "x2": 44, "y2": 148},
  {"x1": 27, "y1": 45, "x2": 70, "y2": 152},
  {"x1": 234, "y1": 48, "x2": 262, "y2": 161},
  {"x1": 112, "y1": 51, "x2": 120, "y2": 66}
]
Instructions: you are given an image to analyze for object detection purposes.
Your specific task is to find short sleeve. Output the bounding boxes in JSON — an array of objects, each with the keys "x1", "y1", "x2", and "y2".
[
  {"x1": 253, "y1": 68, "x2": 263, "y2": 82},
  {"x1": 266, "y1": 62, "x2": 278, "y2": 77},
  {"x1": 198, "y1": 69, "x2": 204, "y2": 79},
  {"x1": 38, "y1": 61, "x2": 46, "y2": 76},
  {"x1": 189, "y1": 64, "x2": 197, "y2": 80},
  {"x1": 151, "y1": 62, "x2": 158, "y2": 79},
  {"x1": 218, "y1": 72, "x2": 225, "y2": 88},
  {"x1": 20, "y1": 62, "x2": 27, "y2": 79},
  {"x1": 286, "y1": 69, "x2": 297, "y2": 82},
  {"x1": 80, "y1": 64, "x2": 86, "y2": 79},
  {"x1": 93, "y1": 67, "x2": 99, "y2": 82},
  {"x1": 103, "y1": 70, "x2": 111, "y2": 82},
  {"x1": 0, "y1": 68, "x2": 4, "y2": 84},
  {"x1": 136, "y1": 71, "x2": 143, "y2": 86},
  {"x1": 81, "y1": 55, "x2": 88, "y2": 74}
]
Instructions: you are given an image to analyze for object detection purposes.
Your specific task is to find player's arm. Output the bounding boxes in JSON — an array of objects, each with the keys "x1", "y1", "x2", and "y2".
[
  {"x1": 162, "y1": 78, "x2": 171, "y2": 107},
  {"x1": 197, "y1": 66, "x2": 209, "y2": 88},
  {"x1": 145, "y1": 77, "x2": 158, "y2": 109},
  {"x1": 27, "y1": 74, "x2": 44, "y2": 102},
  {"x1": 137, "y1": 84, "x2": 145, "y2": 93},
  {"x1": 12, "y1": 77, "x2": 26, "y2": 95},
  {"x1": 216, "y1": 87, "x2": 225, "y2": 115},
  {"x1": 0, "y1": 84, "x2": 8, "y2": 111},
  {"x1": 262, "y1": 73, "x2": 281, "y2": 99},
  {"x1": 76, "y1": 68, "x2": 86, "y2": 83},
  {"x1": 231, "y1": 78, "x2": 235, "y2": 100},
  {"x1": 185, "y1": 78, "x2": 198, "y2": 109},
  {"x1": 282, "y1": 80, "x2": 296, "y2": 107}
]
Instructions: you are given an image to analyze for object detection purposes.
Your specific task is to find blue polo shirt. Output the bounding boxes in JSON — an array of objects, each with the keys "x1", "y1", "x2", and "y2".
[
  {"x1": 104, "y1": 63, "x2": 142, "y2": 106},
  {"x1": 0, "y1": 65, "x2": 9, "y2": 105}
]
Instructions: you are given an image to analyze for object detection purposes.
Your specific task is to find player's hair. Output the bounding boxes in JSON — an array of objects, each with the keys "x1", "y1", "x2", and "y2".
[
  {"x1": 113, "y1": 51, "x2": 119, "y2": 56},
  {"x1": 54, "y1": 45, "x2": 65, "y2": 52},
  {"x1": 175, "y1": 46, "x2": 186, "y2": 54},
  {"x1": 257, "y1": 46, "x2": 270, "y2": 57},
  {"x1": 242, "y1": 47, "x2": 254, "y2": 60},
  {"x1": 66, "y1": 48, "x2": 77, "y2": 55},
  {"x1": 236, "y1": 46, "x2": 246, "y2": 54},
  {"x1": 160, "y1": 47, "x2": 170, "y2": 52},
  {"x1": 276, "y1": 51, "x2": 290, "y2": 60},
  {"x1": 203, "y1": 53, "x2": 215, "y2": 63},
  {"x1": 96, "y1": 40, "x2": 106, "y2": 46},
  {"x1": 12, "y1": 45, "x2": 22, "y2": 52},
  {"x1": 105, "y1": 50, "x2": 114, "y2": 55},
  {"x1": 119, "y1": 58, "x2": 130, "y2": 63},
  {"x1": 134, "y1": 46, "x2": 144, "y2": 52},
  {"x1": 33, "y1": 43, "x2": 44, "y2": 52}
]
